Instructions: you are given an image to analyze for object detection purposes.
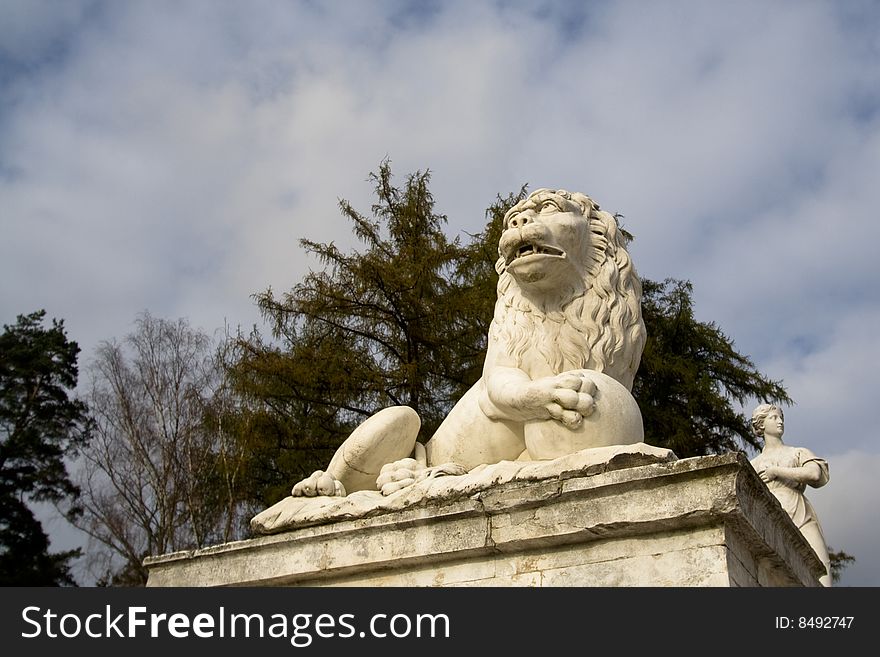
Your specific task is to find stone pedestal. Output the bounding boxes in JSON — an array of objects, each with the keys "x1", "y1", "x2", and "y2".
[{"x1": 145, "y1": 452, "x2": 825, "y2": 587}]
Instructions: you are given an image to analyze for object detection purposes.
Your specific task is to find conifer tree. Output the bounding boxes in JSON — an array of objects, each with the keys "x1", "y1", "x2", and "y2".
[{"x1": 0, "y1": 310, "x2": 91, "y2": 585}]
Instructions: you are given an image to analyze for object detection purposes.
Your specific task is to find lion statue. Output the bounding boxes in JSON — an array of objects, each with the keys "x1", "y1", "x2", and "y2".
[{"x1": 292, "y1": 189, "x2": 647, "y2": 498}]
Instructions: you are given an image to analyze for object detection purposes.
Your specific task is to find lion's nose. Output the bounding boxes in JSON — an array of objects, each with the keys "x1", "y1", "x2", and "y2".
[{"x1": 508, "y1": 212, "x2": 533, "y2": 229}]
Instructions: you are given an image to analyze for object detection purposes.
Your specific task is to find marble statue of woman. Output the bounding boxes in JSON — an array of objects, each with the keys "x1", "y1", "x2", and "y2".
[{"x1": 750, "y1": 403, "x2": 831, "y2": 586}]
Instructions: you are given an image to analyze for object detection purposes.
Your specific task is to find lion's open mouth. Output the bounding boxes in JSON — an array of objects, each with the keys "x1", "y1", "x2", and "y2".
[{"x1": 506, "y1": 243, "x2": 565, "y2": 266}]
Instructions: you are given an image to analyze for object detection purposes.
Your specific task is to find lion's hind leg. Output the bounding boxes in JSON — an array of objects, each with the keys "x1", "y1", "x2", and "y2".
[{"x1": 291, "y1": 406, "x2": 420, "y2": 497}]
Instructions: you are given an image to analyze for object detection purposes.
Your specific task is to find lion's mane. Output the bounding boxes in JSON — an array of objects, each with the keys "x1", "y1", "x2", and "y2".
[{"x1": 489, "y1": 190, "x2": 646, "y2": 390}]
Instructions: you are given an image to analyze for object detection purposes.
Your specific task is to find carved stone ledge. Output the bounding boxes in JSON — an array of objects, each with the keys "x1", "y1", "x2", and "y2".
[{"x1": 145, "y1": 450, "x2": 825, "y2": 587}]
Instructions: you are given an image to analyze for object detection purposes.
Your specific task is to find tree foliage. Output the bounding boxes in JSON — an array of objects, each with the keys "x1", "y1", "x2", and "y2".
[
  {"x1": 829, "y1": 547, "x2": 856, "y2": 584},
  {"x1": 0, "y1": 310, "x2": 91, "y2": 585},
  {"x1": 76, "y1": 313, "x2": 250, "y2": 585}
]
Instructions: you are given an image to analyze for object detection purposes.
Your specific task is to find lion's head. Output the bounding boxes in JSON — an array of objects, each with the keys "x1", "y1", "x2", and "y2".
[{"x1": 490, "y1": 189, "x2": 645, "y2": 390}]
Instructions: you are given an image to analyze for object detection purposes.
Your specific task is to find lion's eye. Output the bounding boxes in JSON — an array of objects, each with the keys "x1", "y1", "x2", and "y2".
[{"x1": 540, "y1": 203, "x2": 558, "y2": 213}]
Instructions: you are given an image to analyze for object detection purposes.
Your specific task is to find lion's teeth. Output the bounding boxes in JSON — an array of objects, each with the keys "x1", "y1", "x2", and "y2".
[{"x1": 512, "y1": 243, "x2": 564, "y2": 260}]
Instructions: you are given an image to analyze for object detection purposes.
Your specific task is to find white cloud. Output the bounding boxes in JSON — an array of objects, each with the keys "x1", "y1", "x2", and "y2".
[
  {"x1": 0, "y1": 0, "x2": 93, "y2": 65},
  {"x1": 758, "y1": 308, "x2": 880, "y2": 456}
]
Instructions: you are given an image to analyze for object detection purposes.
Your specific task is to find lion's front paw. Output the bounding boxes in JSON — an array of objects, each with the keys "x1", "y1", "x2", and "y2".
[
  {"x1": 376, "y1": 459, "x2": 467, "y2": 496},
  {"x1": 291, "y1": 470, "x2": 347, "y2": 497},
  {"x1": 539, "y1": 372, "x2": 597, "y2": 428},
  {"x1": 376, "y1": 458, "x2": 424, "y2": 496}
]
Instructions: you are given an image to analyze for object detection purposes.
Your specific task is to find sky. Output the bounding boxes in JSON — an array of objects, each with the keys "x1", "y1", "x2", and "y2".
[{"x1": 1, "y1": 0, "x2": 878, "y2": 587}]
